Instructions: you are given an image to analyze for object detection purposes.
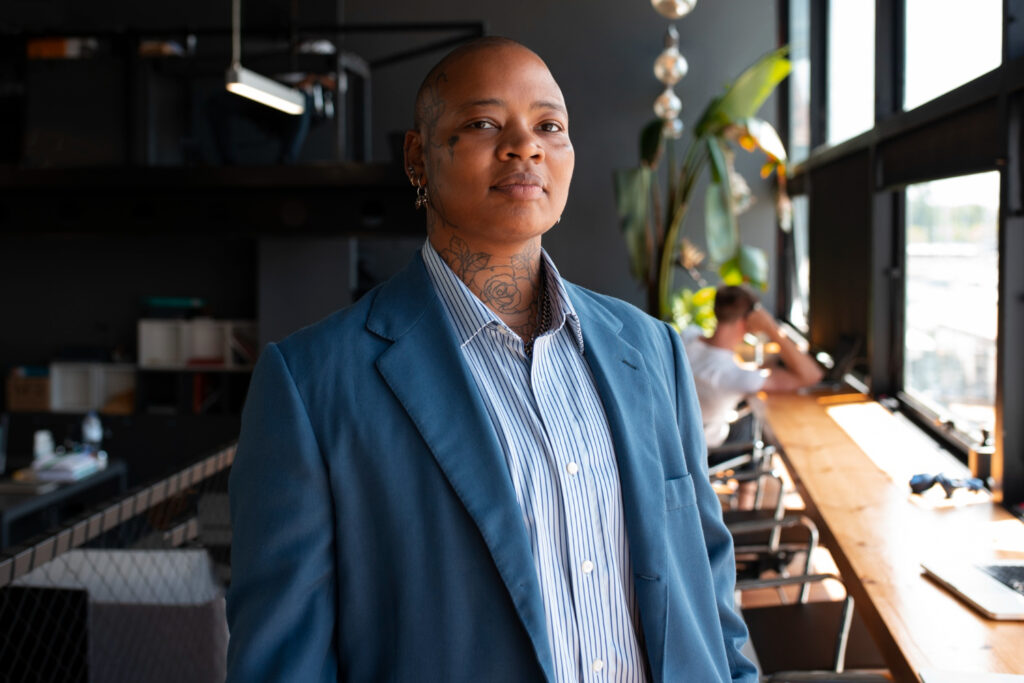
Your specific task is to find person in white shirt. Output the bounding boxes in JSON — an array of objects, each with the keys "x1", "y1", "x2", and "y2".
[{"x1": 682, "y1": 285, "x2": 824, "y2": 449}]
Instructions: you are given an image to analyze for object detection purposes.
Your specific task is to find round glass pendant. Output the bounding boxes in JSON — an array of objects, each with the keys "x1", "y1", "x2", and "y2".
[
  {"x1": 650, "y1": 0, "x2": 697, "y2": 20},
  {"x1": 654, "y1": 46, "x2": 688, "y2": 85},
  {"x1": 653, "y1": 88, "x2": 682, "y2": 121},
  {"x1": 663, "y1": 118, "x2": 684, "y2": 139}
]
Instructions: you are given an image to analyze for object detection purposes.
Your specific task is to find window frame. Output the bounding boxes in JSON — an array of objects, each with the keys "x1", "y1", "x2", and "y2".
[{"x1": 777, "y1": 0, "x2": 1024, "y2": 509}]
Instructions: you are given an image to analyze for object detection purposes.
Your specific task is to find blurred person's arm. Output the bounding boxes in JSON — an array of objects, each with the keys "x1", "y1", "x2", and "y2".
[{"x1": 745, "y1": 308, "x2": 824, "y2": 391}]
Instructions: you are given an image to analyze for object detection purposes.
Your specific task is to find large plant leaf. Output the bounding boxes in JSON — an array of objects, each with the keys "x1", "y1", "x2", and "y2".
[
  {"x1": 640, "y1": 119, "x2": 665, "y2": 168},
  {"x1": 718, "y1": 245, "x2": 769, "y2": 287},
  {"x1": 696, "y1": 47, "x2": 791, "y2": 137},
  {"x1": 719, "y1": 257, "x2": 744, "y2": 285},
  {"x1": 613, "y1": 167, "x2": 654, "y2": 282},
  {"x1": 738, "y1": 244, "x2": 769, "y2": 288},
  {"x1": 704, "y1": 179, "x2": 738, "y2": 263},
  {"x1": 706, "y1": 135, "x2": 728, "y2": 184},
  {"x1": 737, "y1": 117, "x2": 787, "y2": 162}
]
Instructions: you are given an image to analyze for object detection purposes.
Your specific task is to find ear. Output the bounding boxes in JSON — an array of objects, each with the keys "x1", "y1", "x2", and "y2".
[{"x1": 403, "y1": 130, "x2": 426, "y2": 185}]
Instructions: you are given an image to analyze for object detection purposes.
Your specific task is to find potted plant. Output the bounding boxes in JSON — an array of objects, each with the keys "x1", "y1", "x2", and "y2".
[{"x1": 613, "y1": 46, "x2": 792, "y2": 325}]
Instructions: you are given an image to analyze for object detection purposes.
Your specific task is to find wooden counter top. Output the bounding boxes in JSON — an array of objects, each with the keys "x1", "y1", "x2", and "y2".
[{"x1": 758, "y1": 391, "x2": 1024, "y2": 682}]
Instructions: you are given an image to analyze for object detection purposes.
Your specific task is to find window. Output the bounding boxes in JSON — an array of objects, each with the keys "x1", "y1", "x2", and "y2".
[
  {"x1": 826, "y1": 0, "x2": 874, "y2": 145},
  {"x1": 780, "y1": 0, "x2": 1024, "y2": 506},
  {"x1": 903, "y1": 172, "x2": 999, "y2": 442},
  {"x1": 788, "y1": 0, "x2": 811, "y2": 163},
  {"x1": 903, "y1": 0, "x2": 1002, "y2": 110},
  {"x1": 786, "y1": 195, "x2": 810, "y2": 333}
]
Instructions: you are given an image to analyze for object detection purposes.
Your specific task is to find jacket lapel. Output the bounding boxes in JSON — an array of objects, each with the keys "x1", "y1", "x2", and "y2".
[
  {"x1": 567, "y1": 286, "x2": 670, "y2": 680},
  {"x1": 368, "y1": 254, "x2": 555, "y2": 683}
]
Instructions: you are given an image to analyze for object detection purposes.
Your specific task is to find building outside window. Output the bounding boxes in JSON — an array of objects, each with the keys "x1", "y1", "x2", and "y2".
[
  {"x1": 903, "y1": 0, "x2": 1002, "y2": 110},
  {"x1": 903, "y1": 172, "x2": 999, "y2": 442},
  {"x1": 826, "y1": 0, "x2": 874, "y2": 145}
]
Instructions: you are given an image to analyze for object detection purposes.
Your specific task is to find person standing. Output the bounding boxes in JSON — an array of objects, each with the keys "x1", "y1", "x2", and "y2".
[{"x1": 227, "y1": 37, "x2": 756, "y2": 682}]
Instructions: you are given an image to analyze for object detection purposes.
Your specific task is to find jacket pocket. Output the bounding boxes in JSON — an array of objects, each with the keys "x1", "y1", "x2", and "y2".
[{"x1": 665, "y1": 473, "x2": 697, "y2": 511}]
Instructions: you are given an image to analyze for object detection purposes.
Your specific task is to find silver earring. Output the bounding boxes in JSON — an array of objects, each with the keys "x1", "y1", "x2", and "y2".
[{"x1": 415, "y1": 183, "x2": 429, "y2": 209}]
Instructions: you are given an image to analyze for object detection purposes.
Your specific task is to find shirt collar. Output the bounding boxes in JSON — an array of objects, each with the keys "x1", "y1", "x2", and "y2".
[{"x1": 422, "y1": 239, "x2": 585, "y2": 354}]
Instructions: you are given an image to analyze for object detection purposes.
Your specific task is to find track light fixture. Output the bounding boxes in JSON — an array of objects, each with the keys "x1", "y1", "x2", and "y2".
[{"x1": 225, "y1": 0, "x2": 306, "y2": 115}]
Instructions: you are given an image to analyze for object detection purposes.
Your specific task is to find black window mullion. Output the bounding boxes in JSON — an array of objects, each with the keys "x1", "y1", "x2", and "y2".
[
  {"x1": 1006, "y1": 0, "x2": 1024, "y2": 63},
  {"x1": 874, "y1": 0, "x2": 903, "y2": 120}
]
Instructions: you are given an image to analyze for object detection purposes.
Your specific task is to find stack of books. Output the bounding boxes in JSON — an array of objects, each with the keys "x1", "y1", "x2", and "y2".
[{"x1": 18, "y1": 453, "x2": 102, "y2": 483}]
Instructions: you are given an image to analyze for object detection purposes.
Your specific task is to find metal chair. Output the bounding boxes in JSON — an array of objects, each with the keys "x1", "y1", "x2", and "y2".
[
  {"x1": 711, "y1": 437, "x2": 820, "y2": 591},
  {"x1": 727, "y1": 512, "x2": 819, "y2": 601},
  {"x1": 736, "y1": 574, "x2": 889, "y2": 681}
]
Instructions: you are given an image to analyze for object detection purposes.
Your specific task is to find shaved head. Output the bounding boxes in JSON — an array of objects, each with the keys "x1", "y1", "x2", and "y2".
[
  {"x1": 402, "y1": 35, "x2": 573, "y2": 255},
  {"x1": 413, "y1": 37, "x2": 543, "y2": 133}
]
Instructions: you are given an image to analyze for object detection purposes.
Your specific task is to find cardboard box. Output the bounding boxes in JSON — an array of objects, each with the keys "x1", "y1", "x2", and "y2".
[{"x1": 6, "y1": 373, "x2": 51, "y2": 412}]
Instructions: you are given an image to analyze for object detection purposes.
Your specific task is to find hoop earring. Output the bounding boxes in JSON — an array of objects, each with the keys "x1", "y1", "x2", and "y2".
[{"x1": 415, "y1": 183, "x2": 429, "y2": 210}]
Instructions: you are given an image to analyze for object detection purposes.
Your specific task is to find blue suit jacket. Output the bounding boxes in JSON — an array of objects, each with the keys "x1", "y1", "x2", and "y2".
[{"x1": 226, "y1": 252, "x2": 757, "y2": 682}]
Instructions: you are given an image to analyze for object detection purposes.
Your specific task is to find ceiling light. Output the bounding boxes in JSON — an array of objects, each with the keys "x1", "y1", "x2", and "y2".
[
  {"x1": 225, "y1": 0, "x2": 305, "y2": 115},
  {"x1": 226, "y1": 64, "x2": 306, "y2": 115}
]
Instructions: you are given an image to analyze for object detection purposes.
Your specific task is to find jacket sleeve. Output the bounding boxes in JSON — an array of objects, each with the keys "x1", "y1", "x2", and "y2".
[
  {"x1": 667, "y1": 324, "x2": 759, "y2": 682},
  {"x1": 226, "y1": 343, "x2": 339, "y2": 682}
]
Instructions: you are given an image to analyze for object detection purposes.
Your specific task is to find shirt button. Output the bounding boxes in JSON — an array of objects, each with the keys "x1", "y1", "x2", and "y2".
[
  {"x1": 581, "y1": 560, "x2": 595, "y2": 574},
  {"x1": 592, "y1": 659, "x2": 605, "y2": 673},
  {"x1": 566, "y1": 462, "x2": 580, "y2": 476}
]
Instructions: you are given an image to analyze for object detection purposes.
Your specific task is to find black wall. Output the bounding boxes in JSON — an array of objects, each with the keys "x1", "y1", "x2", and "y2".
[{"x1": 0, "y1": 2, "x2": 781, "y2": 405}]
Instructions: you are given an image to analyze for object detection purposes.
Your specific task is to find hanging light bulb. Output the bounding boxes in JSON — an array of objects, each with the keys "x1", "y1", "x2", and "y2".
[
  {"x1": 654, "y1": 26, "x2": 689, "y2": 85},
  {"x1": 653, "y1": 87, "x2": 682, "y2": 121},
  {"x1": 650, "y1": 0, "x2": 697, "y2": 20}
]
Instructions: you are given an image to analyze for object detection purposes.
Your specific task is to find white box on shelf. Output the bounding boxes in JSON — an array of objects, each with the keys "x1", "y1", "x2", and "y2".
[
  {"x1": 138, "y1": 320, "x2": 185, "y2": 368},
  {"x1": 184, "y1": 319, "x2": 227, "y2": 365},
  {"x1": 50, "y1": 363, "x2": 92, "y2": 412},
  {"x1": 138, "y1": 319, "x2": 257, "y2": 370},
  {"x1": 50, "y1": 362, "x2": 137, "y2": 413}
]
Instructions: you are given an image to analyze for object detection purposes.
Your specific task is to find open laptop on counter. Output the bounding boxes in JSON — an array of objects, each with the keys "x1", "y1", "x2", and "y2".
[{"x1": 921, "y1": 557, "x2": 1024, "y2": 620}]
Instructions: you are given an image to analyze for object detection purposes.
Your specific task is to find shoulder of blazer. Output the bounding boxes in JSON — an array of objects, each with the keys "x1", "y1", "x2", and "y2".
[
  {"x1": 273, "y1": 287, "x2": 382, "y2": 365},
  {"x1": 564, "y1": 281, "x2": 674, "y2": 350},
  {"x1": 271, "y1": 252, "x2": 442, "y2": 374}
]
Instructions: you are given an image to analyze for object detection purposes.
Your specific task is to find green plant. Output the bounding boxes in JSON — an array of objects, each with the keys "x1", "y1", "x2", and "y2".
[
  {"x1": 669, "y1": 285, "x2": 717, "y2": 334},
  {"x1": 614, "y1": 46, "x2": 792, "y2": 321}
]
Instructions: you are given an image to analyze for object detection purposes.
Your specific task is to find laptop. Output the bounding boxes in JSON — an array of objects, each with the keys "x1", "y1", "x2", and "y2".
[
  {"x1": 780, "y1": 327, "x2": 863, "y2": 391},
  {"x1": 920, "y1": 557, "x2": 1024, "y2": 620}
]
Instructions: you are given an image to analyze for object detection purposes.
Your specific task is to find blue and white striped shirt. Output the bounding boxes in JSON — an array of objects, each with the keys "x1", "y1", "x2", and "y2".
[{"x1": 422, "y1": 241, "x2": 647, "y2": 683}]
